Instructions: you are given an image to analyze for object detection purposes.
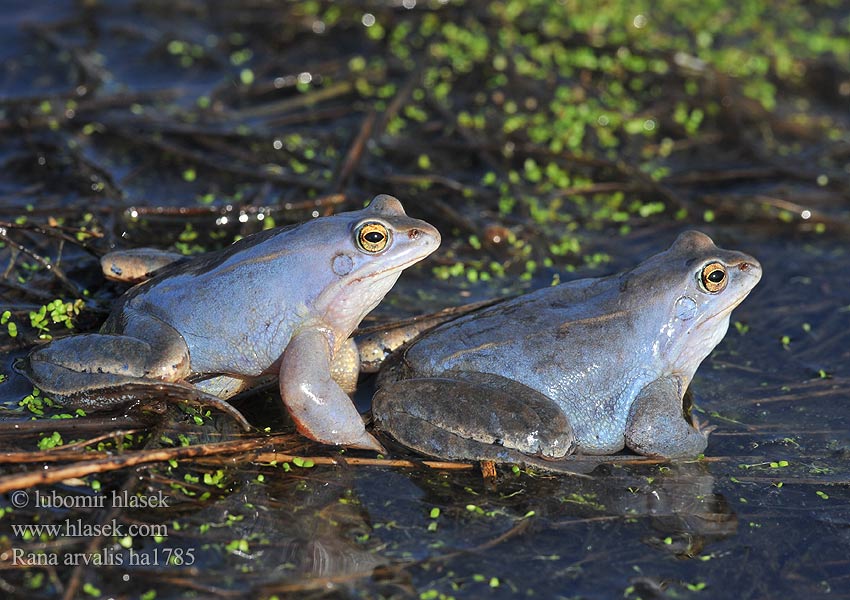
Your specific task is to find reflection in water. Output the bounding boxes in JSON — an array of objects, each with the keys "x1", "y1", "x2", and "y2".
[
  {"x1": 341, "y1": 460, "x2": 741, "y2": 598},
  {"x1": 279, "y1": 537, "x2": 379, "y2": 578},
  {"x1": 637, "y1": 463, "x2": 737, "y2": 558},
  {"x1": 181, "y1": 470, "x2": 392, "y2": 594},
  {"x1": 536, "y1": 461, "x2": 737, "y2": 557}
]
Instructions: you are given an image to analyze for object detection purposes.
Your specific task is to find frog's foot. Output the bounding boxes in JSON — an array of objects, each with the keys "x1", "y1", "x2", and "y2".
[
  {"x1": 280, "y1": 329, "x2": 385, "y2": 452},
  {"x1": 101, "y1": 248, "x2": 187, "y2": 283},
  {"x1": 137, "y1": 381, "x2": 253, "y2": 431},
  {"x1": 691, "y1": 416, "x2": 717, "y2": 438},
  {"x1": 625, "y1": 377, "x2": 710, "y2": 459},
  {"x1": 372, "y1": 373, "x2": 575, "y2": 462},
  {"x1": 355, "y1": 298, "x2": 505, "y2": 373},
  {"x1": 20, "y1": 331, "x2": 190, "y2": 410},
  {"x1": 191, "y1": 374, "x2": 256, "y2": 399}
]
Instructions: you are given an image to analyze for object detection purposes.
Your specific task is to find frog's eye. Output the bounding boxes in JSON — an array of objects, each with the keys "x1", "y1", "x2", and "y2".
[
  {"x1": 356, "y1": 222, "x2": 390, "y2": 253},
  {"x1": 700, "y1": 262, "x2": 727, "y2": 293}
]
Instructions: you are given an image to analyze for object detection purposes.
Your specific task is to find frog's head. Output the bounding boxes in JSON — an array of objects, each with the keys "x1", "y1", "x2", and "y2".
[
  {"x1": 315, "y1": 194, "x2": 441, "y2": 335},
  {"x1": 627, "y1": 230, "x2": 761, "y2": 379}
]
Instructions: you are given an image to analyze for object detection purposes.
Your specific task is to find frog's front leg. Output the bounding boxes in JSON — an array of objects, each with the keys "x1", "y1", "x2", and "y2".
[
  {"x1": 279, "y1": 328, "x2": 383, "y2": 451},
  {"x1": 193, "y1": 337, "x2": 360, "y2": 401},
  {"x1": 624, "y1": 377, "x2": 710, "y2": 458},
  {"x1": 21, "y1": 308, "x2": 191, "y2": 410},
  {"x1": 329, "y1": 338, "x2": 359, "y2": 395}
]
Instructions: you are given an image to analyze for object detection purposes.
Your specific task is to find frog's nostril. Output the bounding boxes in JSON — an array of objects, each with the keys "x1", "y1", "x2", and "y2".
[
  {"x1": 739, "y1": 262, "x2": 752, "y2": 272},
  {"x1": 408, "y1": 229, "x2": 421, "y2": 240}
]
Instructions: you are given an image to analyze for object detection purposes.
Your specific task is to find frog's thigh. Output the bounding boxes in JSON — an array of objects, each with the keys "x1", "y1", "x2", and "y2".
[
  {"x1": 329, "y1": 338, "x2": 359, "y2": 395},
  {"x1": 280, "y1": 328, "x2": 383, "y2": 451},
  {"x1": 624, "y1": 377, "x2": 708, "y2": 458},
  {"x1": 372, "y1": 375, "x2": 575, "y2": 460},
  {"x1": 105, "y1": 307, "x2": 191, "y2": 381},
  {"x1": 24, "y1": 334, "x2": 155, "y2": 402},
  {"x1": 23, "y1": 323, "x2": 186, "y2": 408}
]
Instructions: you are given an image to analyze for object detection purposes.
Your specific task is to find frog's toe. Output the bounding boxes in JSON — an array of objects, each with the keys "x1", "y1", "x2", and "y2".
[
  {"x1": 692, "y1": 416, "x2": 717, "y2": 438},
  {"x1": 372, "y1": 374, "x2": 575, "y2": 461},
  {"x1": 348, "y1": 430, "x2": 386, "y2": 453}
]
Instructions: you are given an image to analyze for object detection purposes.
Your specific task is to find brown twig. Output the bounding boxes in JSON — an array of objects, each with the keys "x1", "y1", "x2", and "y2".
[
  {"x1": 0, "y1": 434, "x2": 288, "y2": 493},
  {"x1": 373, "y1": 63, "x2": 423, "y2": 140},
  {"x1": 0, "y1": 415, "x2": 153, "y2": 439},
  {"x1": 228, "y1": 81, "x2": 354, "y2": 120},
  {"x1": 332, "y1": 110, "x2": 377, "y2": 193},
  {"x1": 0, "y1": 229, "x2": 84, "y2": 298},
  {"x1": 0, "y1": 435, "x2": 475, "y2": 493}
]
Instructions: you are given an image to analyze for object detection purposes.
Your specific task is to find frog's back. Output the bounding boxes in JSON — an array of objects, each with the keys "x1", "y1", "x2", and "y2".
[
  {"x1": 111, "y1": 223, "x2": 333, "y2": 376},
  {"x1": 406, "y1": 274, "x2": 645, "y2": 382}
]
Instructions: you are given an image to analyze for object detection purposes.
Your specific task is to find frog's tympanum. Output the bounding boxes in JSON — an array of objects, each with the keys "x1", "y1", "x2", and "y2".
[
  {"x1": 373, "y1": 231, "x2": 760, "y2": 462},
  {"x1": 21, "y1": 195, "x2": 440, "y2": 451}
]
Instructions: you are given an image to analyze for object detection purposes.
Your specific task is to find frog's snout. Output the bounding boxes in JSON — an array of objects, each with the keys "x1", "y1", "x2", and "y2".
[
  {"x1": 738, "y1": 258, "x2": 761, "y2": 274},
  {"x1": 736, "y1": 257, "x2": 762, "y2": 285},
  {"x1": 410, "y1": 222, "x2": 442, "y2": 248},
  {"x1": 408, "y1": 227, "x2": 438, "y2": 242}
]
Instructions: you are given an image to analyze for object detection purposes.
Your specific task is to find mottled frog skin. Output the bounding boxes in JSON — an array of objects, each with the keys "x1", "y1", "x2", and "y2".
[
  {"x1": 21, "y1": 195, "x2": 440, "y2": 451},
  {"x1": 373, "y1": 231, "x2": 761, "y2": 462}
]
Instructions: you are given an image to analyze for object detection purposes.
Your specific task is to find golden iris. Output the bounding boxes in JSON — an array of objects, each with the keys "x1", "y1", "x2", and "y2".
[
  {"x1": 700, "y1": 262, "x2": 727, "y2": 292},
  {"x1": 356, "y1": 222, "x2": 390, "y2": 253}
]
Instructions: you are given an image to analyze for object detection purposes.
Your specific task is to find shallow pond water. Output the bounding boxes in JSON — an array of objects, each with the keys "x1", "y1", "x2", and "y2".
[{"x1": 1, "y1": 2, "x2": 849, "y2": 599}]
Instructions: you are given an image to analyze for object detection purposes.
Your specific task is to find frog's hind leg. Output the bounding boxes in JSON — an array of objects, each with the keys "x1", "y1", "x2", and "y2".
[
  {"x1": 372, "y1": 373, "x2": 576, "y2": 462},
  {"x1": 21, "y1": 310, "x2": 191, "y2": 409},
  {"x1": 23, "y1": 334, "x2": 161, "y2": 397}
]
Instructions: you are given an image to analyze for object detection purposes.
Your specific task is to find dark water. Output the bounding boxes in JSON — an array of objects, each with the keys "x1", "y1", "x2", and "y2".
[{"x1": 1, "y1": 2, "x2": 849, "y2": 598}]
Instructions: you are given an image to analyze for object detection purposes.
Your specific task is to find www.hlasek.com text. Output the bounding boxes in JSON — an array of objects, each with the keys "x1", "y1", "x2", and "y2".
[{"x1": 12, "y1": 518, "x2": 168, "y2": 539}]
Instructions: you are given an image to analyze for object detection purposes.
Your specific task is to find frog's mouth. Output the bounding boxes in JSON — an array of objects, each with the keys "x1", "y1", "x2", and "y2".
[
  {"x1": 357, "y1": 253, "x2": 429, "y2": 283},
  {"x1": 696, "y1": 303, "x2": 738, "y2": 330},
  {"x1": 695, "y1": 266, "x2": 761, "y2": 329}
]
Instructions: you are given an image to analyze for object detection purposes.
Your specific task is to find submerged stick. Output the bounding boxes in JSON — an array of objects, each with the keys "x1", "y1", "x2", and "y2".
[{"x1": 0, "y1": 435, "x2": 476, "y2": 493}]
